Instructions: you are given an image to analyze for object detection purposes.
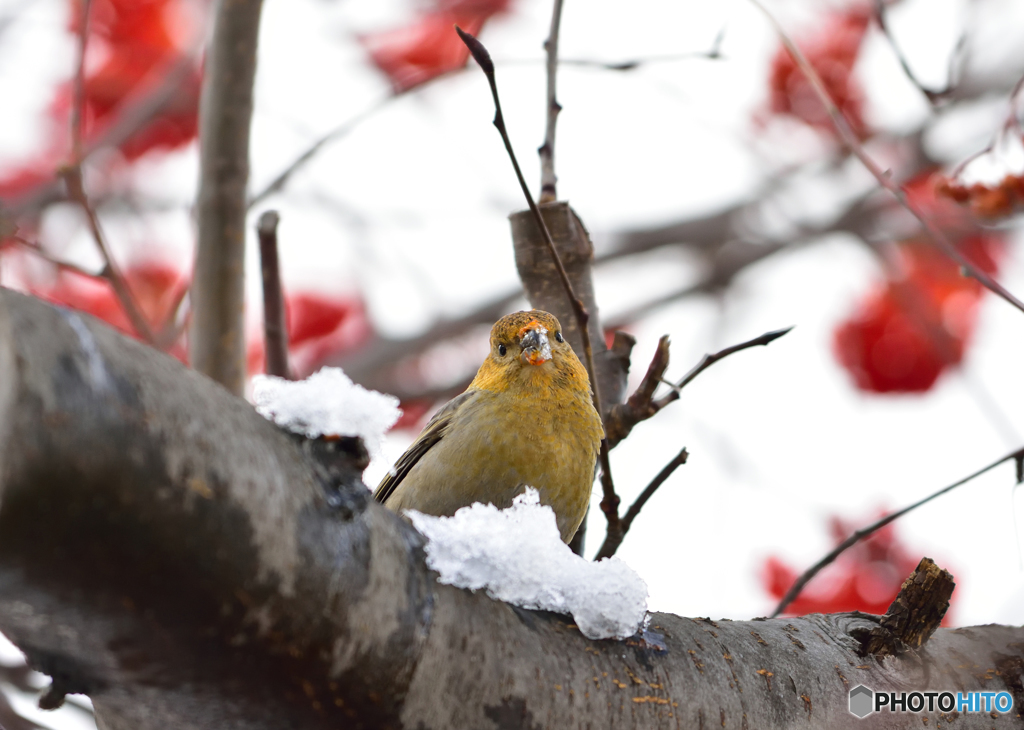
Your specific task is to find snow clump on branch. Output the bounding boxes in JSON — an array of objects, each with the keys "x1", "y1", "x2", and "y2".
[
  {"x1": 252, "y1": 367, "x2": 401, "y2": 457},
  {"x1": 407, "y1": 489, "x2": 649, "y2": 640}
]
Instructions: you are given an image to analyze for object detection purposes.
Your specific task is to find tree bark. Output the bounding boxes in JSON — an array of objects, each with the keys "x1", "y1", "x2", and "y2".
[
  {"x1": 510, "y1": 202, "x2": 631, "y2": 414},
  {"x1": 0, "y1": 289, "x2": 1021, "y2": 730},
  {"x1": 190, "y1": 0, "x2": 265, "y2": 396}
]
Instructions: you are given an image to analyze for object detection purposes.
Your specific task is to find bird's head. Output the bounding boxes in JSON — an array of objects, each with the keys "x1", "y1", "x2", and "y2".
[{"x1": 470, "y1": 310, "x2": 591, "y2": 394}]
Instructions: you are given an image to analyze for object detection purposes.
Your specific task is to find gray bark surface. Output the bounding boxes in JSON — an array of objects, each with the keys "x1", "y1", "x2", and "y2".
[{"x1": 0, "y1": 289, "x2": 1021, "y2": 729}]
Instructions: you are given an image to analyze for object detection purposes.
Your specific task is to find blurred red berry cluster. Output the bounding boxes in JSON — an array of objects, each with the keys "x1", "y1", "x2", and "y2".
[
  {"x1": 27, "y1": 258, "x2": 370, "y2": 381},
  {"x1": 0, "y1": 0, "x2": 202, "y2": 202},
  {"x1": 833, "y1": 173, "x2": 1005, "y2": 393},
  {"x1": 763, "y1": 512, "x2": 955, "y2": 620},
  {"x1": 1, "y1": 0, "x2": 379, "y2": 387},
  {"x1": 766, "y1": 6, "x2": 871, "y2": 138},
  {"x1": 936, "y1": 173, "x2": 1024, "y2": 220},
  {"x1": 247, "y1": 293, "x2": 371, "y2": 378},
  {"x1": 359, "y1": 0, "x2": 511, "y2": 92}
]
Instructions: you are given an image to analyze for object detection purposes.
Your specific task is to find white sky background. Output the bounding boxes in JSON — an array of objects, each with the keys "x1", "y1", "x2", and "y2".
[{"x1": 1, "y1": 1, "x2": 1024, "y2": 717}]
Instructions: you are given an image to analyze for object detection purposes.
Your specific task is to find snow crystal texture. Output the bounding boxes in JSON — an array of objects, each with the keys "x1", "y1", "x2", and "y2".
[
  {"x1": 252, "y1": 367, "x2": 401, "y2": 456},
  {"x1": 407, "y1": 489, "x2": 649, "y2": 640}
]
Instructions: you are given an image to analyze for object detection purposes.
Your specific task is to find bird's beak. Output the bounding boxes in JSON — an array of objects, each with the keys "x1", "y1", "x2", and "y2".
[{"x1": 518, "y1": 321, "x2": 552, "y2": 366}]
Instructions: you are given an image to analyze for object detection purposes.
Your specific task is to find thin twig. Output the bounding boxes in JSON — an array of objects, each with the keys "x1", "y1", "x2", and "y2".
[
  {"x1": 455, "y1": 25, "x2": 618, "y2": 530},
  {"x1": 61, "y1": 170, "x2": 158, "y2": 344},
  {"x1": 500, "y1": 30, "x2": 726, "y2": 71},
  {"x1": 538, "y1": 0, "x2": 565, "y2": 203},
  {"x1": 257, "y1": 210, "x2": 291, "y2": 379},
  {"x1": 5, "y1": 235, "x2": 97, "y2": 279},
  {"x1": 947, "y1": 74, "x2": 1024, "y2": 182},
  {"x1": 671, "y1": 327, "x2": 793, "y2": 392},
  {"x1": 873, "y1": 0, "x2": 961, "y2": 105},
  {"x1": 750, "y1": 0, "x2": 1024, "y2": 316},
  {"x1": 63, "y1": 4, "x2": 157, "y2": 345},
  {"x1": 772, "y1": 445, "x2": 1024, "y2": 617},
  {"x1": 248, "y1": 95, "x2": 394, "y2": 209},
  {"x1": 155, "y1": 281, "x2": 190, "y2": 349},
  {"x1": 594, "y1": 446, "x2": 689, "y2": 560},
  {"x1": 70, "y1": 0, "x2": 92, "y2": 160}
]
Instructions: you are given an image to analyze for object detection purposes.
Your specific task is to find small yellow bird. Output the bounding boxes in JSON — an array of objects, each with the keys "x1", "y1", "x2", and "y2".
[{"x1": 374, "y1": 310, "x2": 604, "y2": 542}]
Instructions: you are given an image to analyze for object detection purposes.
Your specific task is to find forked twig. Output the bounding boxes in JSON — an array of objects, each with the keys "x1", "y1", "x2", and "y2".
[
  {"x1": 61, "y1": 170, "x2": 158, "y2": 344},
  {"x1": 63, "y1": 1, "x2": 157, "y2": 345},
  {"x1": 772, "y1": 445, "x2": 1024, "y2": 617},
  {"x1": 750, "y1": 0, "x2": 1024, "y2": 316},
  {"x1": 455, "y1": 26, "x2": 619, "y2": 531}
]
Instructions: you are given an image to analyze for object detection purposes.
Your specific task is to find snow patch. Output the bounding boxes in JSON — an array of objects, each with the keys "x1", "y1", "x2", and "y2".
[
  {"x1": 407, "y1": 489, "x2": 648, "y2": 640},
  {"x1": 252, "y1": 367, "x2": 401, "y2": 456}
]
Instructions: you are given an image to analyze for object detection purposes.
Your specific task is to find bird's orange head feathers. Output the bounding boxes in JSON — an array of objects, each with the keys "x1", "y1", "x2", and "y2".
[{"x1": 469, "y1": 310, "x2": 591, "y2": 396}]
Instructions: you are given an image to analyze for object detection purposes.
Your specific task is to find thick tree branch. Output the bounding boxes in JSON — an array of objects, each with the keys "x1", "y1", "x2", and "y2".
[
  {"x1": 0, "y1": 290, "x2": 1022, "y2": 729},
  {"x1": 191, "y1": 0, "x2": 266, "y2": 395}
]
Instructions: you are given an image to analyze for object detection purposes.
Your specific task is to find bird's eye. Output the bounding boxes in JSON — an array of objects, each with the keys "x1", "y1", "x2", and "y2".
[
  {"x1": 498, "y1": 343, "x2": 507, "y2": 356},
  {"x1": 555, "y1": 331, "x2": 564, "y2": 343}
]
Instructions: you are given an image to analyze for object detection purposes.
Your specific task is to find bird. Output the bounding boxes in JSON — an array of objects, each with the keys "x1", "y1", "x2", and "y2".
[{"x1": 374, "y1": 309, "x2": 604, "y2": 543}]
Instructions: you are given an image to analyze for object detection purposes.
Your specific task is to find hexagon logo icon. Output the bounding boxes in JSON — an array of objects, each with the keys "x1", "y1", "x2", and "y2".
[{"x1": 849, "y1": 685, "x2": 874, "y2": 718}]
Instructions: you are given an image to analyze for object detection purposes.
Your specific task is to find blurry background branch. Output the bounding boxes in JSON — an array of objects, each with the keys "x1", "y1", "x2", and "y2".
[{"x1": 190, "y1": 0, "x2": 267, "y2": 395}]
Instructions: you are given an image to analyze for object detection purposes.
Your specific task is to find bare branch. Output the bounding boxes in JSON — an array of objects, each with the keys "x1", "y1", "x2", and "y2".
[
  {"x1": 771, "y1": 445, "x2": 1024, "y2": 617},
  {"x1": 61, "y1": 169, "x2": 158, "y2": 345},
  {"x1": 69, "y1": 0, "x2": 92, "y2": 161},
  {"x1": 671, "y1": 326, "x2": 792, "y2": 392},
  {"x1": 594, "y1": 446, "x2": 688, "y2": 560},
  {"x1": 191, "y1": 0, "x2": 266, "y2": 395},
  {"x1": 605, "y1": 327, "x2": 791, "y2": 450},
  {"x1": 604, "y1": 335, "x2": 671, "y2": 449},
  {"x1": 4, "y1": 235, "x2": 97, "y2": 279},
  {"x1": 750, "y1": 0, "x2": 1024, "y2": 315},
  {"x1": 499, "y1": 29, "x2": 726, "y2": 71},
  {"x1": 538, "y1": 0, "x2": 564, "y2": 203},
  {"x1": 58, "y1": 1, "x2": 158, "y2": 346},
  {"x1": 257, "y1": 210, "x2": 290, "y2": 379},
  {"x1": 873, "y1": 0, "x2": 961, "y2": 105},
  {"x1": 247, "y1": 95, "x2": 393, "y2": 209}
]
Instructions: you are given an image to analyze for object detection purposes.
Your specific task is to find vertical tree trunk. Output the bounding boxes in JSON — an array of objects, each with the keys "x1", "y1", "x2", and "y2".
[{"x1": 190, "y1": 0, "x2": 265, "y2": 395}]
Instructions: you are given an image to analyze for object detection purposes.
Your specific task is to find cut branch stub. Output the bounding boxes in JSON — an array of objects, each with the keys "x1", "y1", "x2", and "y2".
[
  {"x1": 863, "y1": 557, "x2": 955, "y2": 657},
  {"x1": 510, "y1": 202, "x2": 628, "y2": 414}
]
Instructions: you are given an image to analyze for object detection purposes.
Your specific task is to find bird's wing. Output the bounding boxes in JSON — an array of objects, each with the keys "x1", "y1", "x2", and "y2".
[{"x1": 373, "y1": 389, "x2": 478, "y2": 505}]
